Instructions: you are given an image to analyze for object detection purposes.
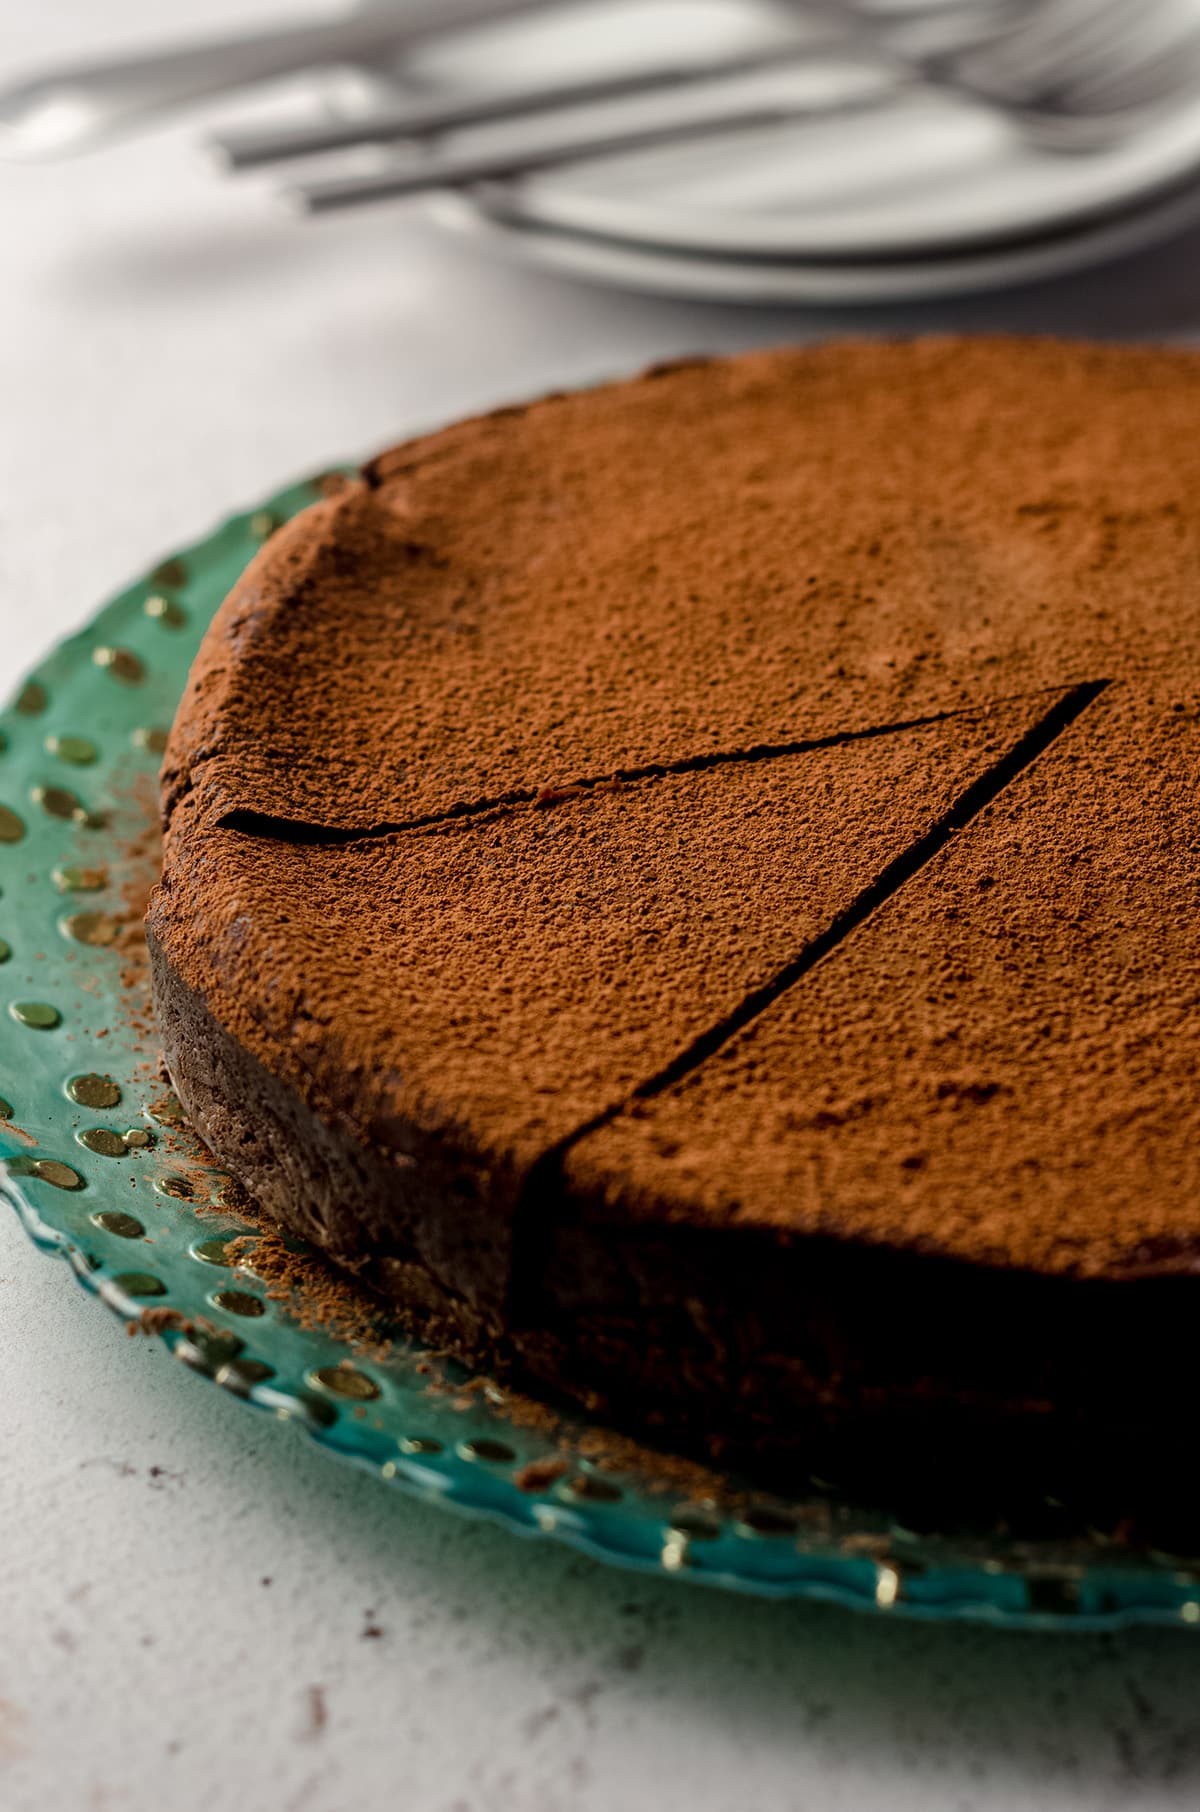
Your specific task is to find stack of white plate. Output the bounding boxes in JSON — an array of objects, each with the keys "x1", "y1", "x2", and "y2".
[{"x1": 355, "y1": 0, "x2": 1200, "y2": 302}]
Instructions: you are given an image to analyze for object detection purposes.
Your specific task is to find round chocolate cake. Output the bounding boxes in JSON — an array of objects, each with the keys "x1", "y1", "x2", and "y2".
[{"x1": 148, "y1": 338, "x2": 1200, "y2": 1521}]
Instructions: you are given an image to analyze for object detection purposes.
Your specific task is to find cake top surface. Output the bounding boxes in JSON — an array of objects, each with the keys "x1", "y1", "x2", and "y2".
[{"x1": 152, "y1": 337, "x2": 1200, "y2": 1279}]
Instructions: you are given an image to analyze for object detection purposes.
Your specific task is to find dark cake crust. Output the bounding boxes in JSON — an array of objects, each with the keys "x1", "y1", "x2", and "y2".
[
  {"x1": 148, "y1": 338, "x2": 1200, "y2": 1520},
  {"x1": 150, "y1": 931, "x2": 1195, "y2": 1528}
]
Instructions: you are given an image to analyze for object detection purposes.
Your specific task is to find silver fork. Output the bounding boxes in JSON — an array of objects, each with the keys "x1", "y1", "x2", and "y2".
[
  {"x1": 223, "y1": 0, "x2": 1200, "y2": 216},
  {"x1": 941, "y1": 0, "x2": 1200, "y2": 143},
  {"x1": 213, "y1": 0, "x2": 1023, "y2": 173},
  {"x1": 0, "y1": 0, "x2": 1016, "y2": 161}
]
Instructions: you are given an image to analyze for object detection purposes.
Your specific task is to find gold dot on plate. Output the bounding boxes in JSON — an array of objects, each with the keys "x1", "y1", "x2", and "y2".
[
  {"x1": 398, "y1": 1436, "x2": 443, "y2": 1456},
  {"x1": 53, "y1": 864, "x2": 107, "y2": 894},
  {"x1": 77, "y1": 1127, "x2": 129, "y2": 1158},
  {"x1": 30, "y1": 1157, "x2": 84, "y2": 1190},
  {"x1": 68, "y1": 1072, "x2": 121, "y2": 1109},
  {"x1": 0, "y1": 1095, "x2": 12, "y2": 1119},
  {"x1": 154, "y1": 1173, "x2": 194, "y2": 1199},
  {"x1": 123, "y1": 1127, "x2": 152, "y2": 1150},
  {"x1": 92, "y1": 646, "x2": 145, "y2": 685},
  {"x1": 560, "y1": 1472, "x2": 622, "y2": 1504},
  {"x1": 33, "y1": 784, "x2": 80, "y2": 820},
  {"x1": 132, "y1": 726, "x2": 168, "y2": 755},
  {"x1": 150, "y1": 556, "x2": 187, "y2": 590},
  {"x1": 45, "y1": 734, "x2": 97, "y2": 766},
  {"x1": 0, "y1": 938, "x2": 11, "y2": 964},
  {"x1": 191, "y1": 1237, "x2": 232, "y2": 1266},
  {"x1": 249, "y1": 509, "x2": 279, "y2": 542},
  {"x1": 215, "y1": 1357, "x2": 273, "y2": 1392},
  {"x1": 143, "y1": 594, "x2": 187, "y2": 628},
  {"x1": 32, "y1": 785, "x2": 103, "y2": 829},
  {"x1": 148, "y1": 1092, "x2": 184, "y2": 1126},
  {"x1": 9, "y1": 1000, "x2": 60, "y2": 1029},
  {"x1": 14, "y1": 680, "x2": 48, "y2": 716},
  {"x1": 211, "y1": 1289, "x2": 265, "y2": 1318},
  {"x1": 0, "y1": 804, "x2": 26, "y2": 843},
  {"x1": 457, "y1": 1438, "x2": 516, "y2": 1465},
  {"x1": 113, "y1": 1271, "x2": 166, "y2": 1298},
  {"x1": 311, "y1": 1365, "x2": 380, "y2": 1402},
  {"x1": 91, "y1": 1210, "x2": 145, "y2": 1239},
  {"x1": 61, "y1": 910, "x2": 121, "y2": 947},
  {"x1": 176, "y1": 1327, "x2": 243, "y2": 1369},
  {"x1": 1181, "y1": 1601, "x2": 1200, "y2": 1624}
]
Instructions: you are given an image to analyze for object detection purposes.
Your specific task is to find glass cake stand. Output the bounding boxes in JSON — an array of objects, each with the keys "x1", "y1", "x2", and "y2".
[{"x1": 2, "y1": 469, "x2": 1198, "y2": 1632}]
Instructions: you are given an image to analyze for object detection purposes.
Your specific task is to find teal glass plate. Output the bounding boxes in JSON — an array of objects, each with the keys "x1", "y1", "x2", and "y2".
[{"x1": 3, "y1": 472, "x2": 1199, "y2": 1635}]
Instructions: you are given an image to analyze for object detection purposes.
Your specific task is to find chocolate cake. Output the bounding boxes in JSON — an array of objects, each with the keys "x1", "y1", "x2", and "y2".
[{"x1": 148, "y1": 338, "x2": 1200, "y2": 1523}]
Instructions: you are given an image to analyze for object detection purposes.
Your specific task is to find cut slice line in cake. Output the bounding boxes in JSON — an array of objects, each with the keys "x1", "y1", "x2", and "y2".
[
  {"x1": 150, "y1": 686, "x2": 1096, "y2": 1320},
  {"x1": 557, "y1": 677, "x2": 1200, "y2": 1278},
  {"x1": 148, "y1": 337, "x2": 1200, "y2": 1525},
  {"x1": 212, "y1": 694, "x2": 1041, "y2": 847}
]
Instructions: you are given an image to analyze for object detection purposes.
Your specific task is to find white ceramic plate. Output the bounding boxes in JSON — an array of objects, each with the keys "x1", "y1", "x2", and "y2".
[
  {"x1": 378, "y1": 0, "x2": 1200, "y2": 267},
  {"x1": 420, "y1": 169, "x2": 1200, "y2": 302}
]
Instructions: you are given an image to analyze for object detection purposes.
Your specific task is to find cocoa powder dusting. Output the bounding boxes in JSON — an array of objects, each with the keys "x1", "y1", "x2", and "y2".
[
  {"x1": 222, "y1": 1214, "x2": 743, "y2": 1502},
  {"x1": 149, "y1": 338, "x2": 1200, "y2": 1281},
  {"x1": 224, "y1": 1227, "x2": 396, "y2": 1357}
]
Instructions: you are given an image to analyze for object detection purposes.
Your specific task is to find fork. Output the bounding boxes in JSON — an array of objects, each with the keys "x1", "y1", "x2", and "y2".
[
  {"x1": 0, "y1": 0, "x2": 1033, "y2": 162},
  {"x1": 217, "y1": 0, "x2": 1200, "y2": 217},
  {"x1": 213, "y1": 0, "x2": 1022, "y2": 172},
  {"x1": 941, "y1": 0, "x2": 1200, "y2": 143}
]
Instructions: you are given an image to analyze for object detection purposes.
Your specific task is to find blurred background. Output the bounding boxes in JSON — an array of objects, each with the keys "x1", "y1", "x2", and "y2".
[{"x1": 7, "y1": 0, "x2": 1200, "y2": 664}]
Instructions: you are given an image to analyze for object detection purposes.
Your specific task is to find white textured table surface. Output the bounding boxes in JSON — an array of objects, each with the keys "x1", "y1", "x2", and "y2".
[{"x1": 5, "y1": 7, "x2": 1200, "y2": 1810}]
